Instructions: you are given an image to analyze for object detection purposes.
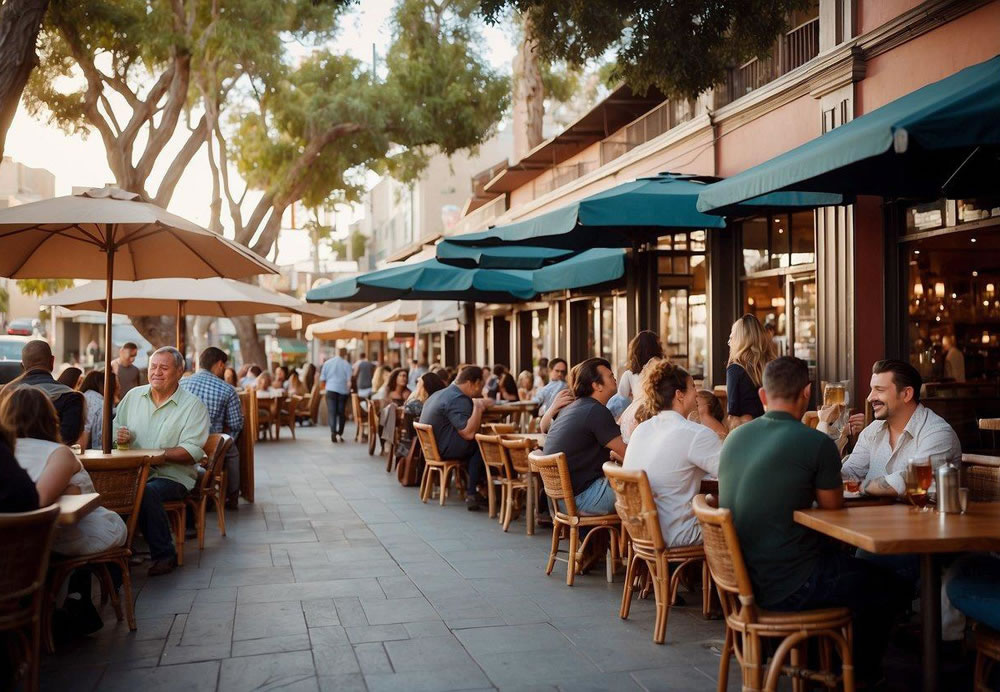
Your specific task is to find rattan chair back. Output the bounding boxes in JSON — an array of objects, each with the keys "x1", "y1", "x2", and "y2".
[
  {"x1": 199, "y1": 433, "x2": 233, "y2": 490},
  {"x1": 351, "y1": 393, "x2": 363, "y2": 425},
  {"x1": 308, "y1": 379, "x2": 322, "y2": 423},
  {"x1": 967, "y1": 464, "x2": 1000, "y2": 502},
  {"x1": 0, "y1": 504, "x2": 60, "y2": 604},
  {"x1": 413, "y1": 422, "x2": 443, "y2": 463},
  {"x1": 529, "y1": 450, "x2": 577, "y2": 516},
  {"x1": 602, "y1": 463, "x2": 665, "y2": 558},
  {"x1": 692, "y1": 494, "x2": 756, "y2": 621},
  {"x1": 475, "y1": 433, "x2": 507, "y2": 473},
  {"x1": 490, "y1": 423, "x2": 517, "y2": 434},
  {"x1": 500, "y1": 437, "x2": 535, "y2": 475},
  {"x1": 82, "y1": 454, "x2": 153, "y2": 546}
]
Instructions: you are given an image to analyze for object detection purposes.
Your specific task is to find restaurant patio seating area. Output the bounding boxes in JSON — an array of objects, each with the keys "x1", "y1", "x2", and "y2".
[{"x1": 33, "y1": 424, "x2": 960, "y2": 691}]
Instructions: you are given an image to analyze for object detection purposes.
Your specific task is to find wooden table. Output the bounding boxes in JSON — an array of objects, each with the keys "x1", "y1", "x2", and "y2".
[
  {"x1": 256, "y1": 389, "x2": 286, "y2": 440},
  {"x1": 77, "y1": 448, "x2": 166, "y2": 465},
  {"x1": 504, "y1": 433, "x2": 545, "y2": 535},
  {"x1": 57, "y1": 492, "x2": 101, "y2": 525},
  {"x1": 794, "y1": 502, "x2": 1000, "y2": 691}
]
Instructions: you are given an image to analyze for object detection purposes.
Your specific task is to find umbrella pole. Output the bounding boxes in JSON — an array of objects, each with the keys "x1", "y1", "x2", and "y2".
[
  {"x1": 101, "y1": 237, "x2": 115, "y2": 453},
  {"x1": 176, "y1": 300, "x2": 186, "y2": 367}
]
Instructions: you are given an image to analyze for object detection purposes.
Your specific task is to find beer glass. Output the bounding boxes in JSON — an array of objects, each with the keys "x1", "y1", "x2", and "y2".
[
  {"x1": 905, "y1": 457, "x2": 931, "y2": 510},
  {"x1": 822, "y1": 381, "x2": 850, "y2": 436}
]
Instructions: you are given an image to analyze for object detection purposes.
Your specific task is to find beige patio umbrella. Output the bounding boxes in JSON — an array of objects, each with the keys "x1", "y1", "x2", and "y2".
[
  {"x1": 0, "y1": 186, "x2": 277, "y2": 452},
  {"x1": 40, "y1": 278, "x2": 335, "y2": 356},
  {"x1": 306, "y1": 301, "x2": 418, "y2": 341}
]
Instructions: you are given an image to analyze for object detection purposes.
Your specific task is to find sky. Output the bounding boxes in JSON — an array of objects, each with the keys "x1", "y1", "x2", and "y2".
[{"x1": 5, "y1": 1, "x2": 518, "y2": 266}]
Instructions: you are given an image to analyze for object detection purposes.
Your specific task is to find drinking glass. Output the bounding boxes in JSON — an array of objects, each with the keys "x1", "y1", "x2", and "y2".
[
  {"x1": 905, "y1": 457, "x2": 931, "y2": 510},
  {"x1": 822, "y1": 382, "x2": 850, "y2": 436}
]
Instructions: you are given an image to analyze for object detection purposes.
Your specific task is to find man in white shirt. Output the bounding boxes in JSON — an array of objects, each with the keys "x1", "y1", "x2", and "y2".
[
  {"x1": 320, "y1": 348, "x2": 353, "y2": 443},
  {"x1": 841, "y1": 359, "x2": 961, "y2": 497},
  {"x1": 622, "y1": 360, "x2": 721, "y2": 547},
  {"x1": 532, "y1": 357, "x2": 567, "y2": 414},
  {"x1": 942, "y1": 335, "x2": 966, "y2": 382}
]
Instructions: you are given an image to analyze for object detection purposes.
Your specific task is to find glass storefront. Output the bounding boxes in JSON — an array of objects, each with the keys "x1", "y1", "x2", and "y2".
[
  {"x1": 658, "y1": 231, "x2": 708, "y2": 378},
  {"x1": 739, "y1": 212, "x2": 817, "y2": 381}
]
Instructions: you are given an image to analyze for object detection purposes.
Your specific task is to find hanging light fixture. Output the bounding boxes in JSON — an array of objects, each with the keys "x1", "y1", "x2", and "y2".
[{"x1": 934, "y1": 282, "x2": 946, "y2": 298}]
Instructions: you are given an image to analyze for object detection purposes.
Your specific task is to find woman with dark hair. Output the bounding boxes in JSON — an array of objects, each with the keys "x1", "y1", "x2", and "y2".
[
  {"x1": 58, "y1": 366, "x2": 83, "y2": 389},
  {"x1": 78, "y1": 369, "x2": 117, "y2": 450},
  {"x1": 302, "y1": 363, "x2": 317, "y2": 392},
  {"x1": 0, "y1": 421, "x2": 38, "y2": 513},
  {"x1": 622, "y1": 360, "x2": 723, "y2": 547},
  {"x1": 223, "y1": 367, "x2": 239, "y2": 388},
  {"x1": 497, "y1": 372, "x2": 519, "y2": 402},
  {"x1": 380, "y1": 367, "x2": 411, "y2": 405},
  {"x1": 274, "y1": 365, "x2": 288, "y2": 390},
  {"x1": 618, "y1": 330, "x2": 665, "y2": 400}
]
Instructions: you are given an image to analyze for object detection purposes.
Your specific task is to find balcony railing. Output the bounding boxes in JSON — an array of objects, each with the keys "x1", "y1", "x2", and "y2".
[
  {"x1": 533, "y1": 161, "x2": 598, "y2": 199},
  {"x1": 448, "y1": 194, "x2": 507, "y2": 237},
  {"x1": 715, "y1": 15, "x2": 819, "y2": 108},
  {"x1": 600, "y1": 100, "x2": 695, "y2": 167}
]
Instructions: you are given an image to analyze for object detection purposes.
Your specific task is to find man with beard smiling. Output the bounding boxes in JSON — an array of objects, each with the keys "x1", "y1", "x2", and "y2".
[{"x1": 841, "y1": 359, "x2": 960, "y2": 497}]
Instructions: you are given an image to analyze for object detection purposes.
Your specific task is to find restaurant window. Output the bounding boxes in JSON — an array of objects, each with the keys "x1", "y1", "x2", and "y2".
[
  {"x1": 531, "y1": 309, "x2": 549, "y2": 367},
  {"x1": 739, "y1": 214, "x2": 817, "y2": 382},
  {"x1": 901, "y1": 198, "x2": 1000, "y2": 384},
  {"x1": 657, "y1": 230, "x2": 708, "y2": 378},
  {"x1": 483, "y1": 317, "x2": 492, "y2": 367}
]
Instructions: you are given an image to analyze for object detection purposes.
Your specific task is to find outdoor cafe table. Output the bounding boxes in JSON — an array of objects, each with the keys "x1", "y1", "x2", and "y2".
[
  {"x1": 509, "y1": 433, "x2": 545, "y2": 535},
  {"x1": 256, "y1": 389, "x2": 286, "y2": 440},
  {"x1": 77, "y1": 448, "x2": 166, "y2": 465},
  {"x1": 794, "y1": 502, "x2": 1000, "y2": 692},
  {"x1": 57, "y1": 492, "x2": 101, "y2": 525}
]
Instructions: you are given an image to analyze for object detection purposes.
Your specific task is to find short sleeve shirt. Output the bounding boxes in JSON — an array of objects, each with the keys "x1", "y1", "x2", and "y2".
[
  {"x1": 355, "y1": 360, "x2": 376, "y2": 390},
  {"x1": 320, "y1": 356, "x2": 352, "y2": 395},
  {"x1": 718, "y1": 411, "x2": 843, "y2": 608},
  {"x1": 543, "y1": 397, "x2": 622, "y2": 495},
  {"x1": 726, "y1": 363, "x2": 765, "y2": 418},
  {"x1": 419, "y1": 384, "x2": 475, "y2": 459}
]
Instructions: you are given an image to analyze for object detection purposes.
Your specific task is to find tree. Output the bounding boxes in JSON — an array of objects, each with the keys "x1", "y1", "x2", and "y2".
[
  {"x1": 212, "y1": 0, "x2": 508, "y2": 364},
  {"x1": 0, "y1": 0, "x2": 49, "y2": 160},
  {"x1": 512, "y1": 11, "x2": 542, "y2": 159},
  {"x1": 480, "y1": 0, "x2": 812, "y2": 98},
  {"x1": 15, "y1": 278, "x2": 74, "y2": 297}
]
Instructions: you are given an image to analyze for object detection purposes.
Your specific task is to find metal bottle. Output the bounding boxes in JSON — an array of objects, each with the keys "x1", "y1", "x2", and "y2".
[{"x1": 935, "y1": 462, "x2": 960, "y2": 514}]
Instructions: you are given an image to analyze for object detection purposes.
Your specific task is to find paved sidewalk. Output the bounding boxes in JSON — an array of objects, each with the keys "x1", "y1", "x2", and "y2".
[{"x1": 41, "y1": 424, "x2": 734, "y2": 692}]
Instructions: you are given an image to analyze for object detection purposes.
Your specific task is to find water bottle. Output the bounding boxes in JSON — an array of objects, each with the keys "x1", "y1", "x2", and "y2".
[{"x1": 935, "y1": 462, "x2": 960, "y2": 514}]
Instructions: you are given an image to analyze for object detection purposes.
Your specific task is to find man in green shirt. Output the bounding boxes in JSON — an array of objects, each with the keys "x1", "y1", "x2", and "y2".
[
  {"x1": 115, "y1": 346, "x2": 209, "y2": 576},
  {"x1": 718, "y1": 356, "x2": 908, "y2": 683}
]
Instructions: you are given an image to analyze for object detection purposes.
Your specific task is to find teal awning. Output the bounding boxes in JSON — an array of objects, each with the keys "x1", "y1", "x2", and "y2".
[
  {"x1": 306, "y1": 248, "x2": 626, "y2": 304},
  {"x1": 447, "y1": 173, "x2": 727, "y2": 249},
  {"x1": 435, "y1": 242, "x2": 575, "y2": 269},
  {"x1": 698, "y1": 54, "x2": 1000, "y2": 213}
]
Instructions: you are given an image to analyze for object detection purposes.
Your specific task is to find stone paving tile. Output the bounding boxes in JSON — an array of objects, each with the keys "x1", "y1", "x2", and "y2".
[{"x1": 43, "y1": 427, "x2": 739, "y2": 691}]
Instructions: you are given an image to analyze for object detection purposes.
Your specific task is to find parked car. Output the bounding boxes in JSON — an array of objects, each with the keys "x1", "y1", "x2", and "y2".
[
  {"x1": 6, "y1": 317, "x2": 40, "y2": 336},
  {"x1": 0, "y1": 335, "x2": 29, "y2": 384}
]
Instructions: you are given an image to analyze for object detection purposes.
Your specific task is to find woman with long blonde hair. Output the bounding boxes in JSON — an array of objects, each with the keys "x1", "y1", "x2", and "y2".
[{"x1": 725, "y1": 314, "x2": 775, "y2": 423}]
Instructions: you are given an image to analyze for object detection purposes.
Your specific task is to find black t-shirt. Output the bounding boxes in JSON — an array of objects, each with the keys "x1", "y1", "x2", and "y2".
[
  {"x1": 543, "y1": 397, "x2": 622, "y2": 495},
  {"x1": 419, "y1": 384, "x2": 475, "y2": 459},
  {"x1": 355, "y1": 360, "x2": 376, "y2": 389},
  {"x1": 726, "y1": 363, "x2": 765, "y2": 419},
  {"x1": 0, "y1": 438, "x2": 39, "y2": 513}
]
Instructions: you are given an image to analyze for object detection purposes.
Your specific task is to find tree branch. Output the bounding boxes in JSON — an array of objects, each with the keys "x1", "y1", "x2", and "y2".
[
  {"x1": 0, "y1": 0, "x2": 50, "y2": 160},
  {"x1": 153, "y1": 113, "x2": 208, "y2": 207}
]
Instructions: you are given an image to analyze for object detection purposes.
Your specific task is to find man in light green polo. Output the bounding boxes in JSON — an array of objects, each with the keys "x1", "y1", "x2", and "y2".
[{"x1": 114, "y1": 346, "x2": 209, "y2": 576}]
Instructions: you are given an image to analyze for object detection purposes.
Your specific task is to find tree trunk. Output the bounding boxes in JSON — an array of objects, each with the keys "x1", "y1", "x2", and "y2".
[
  {"x1": 512, "y1": 12, "x2": 544, "y2": 161},
  {"x1": 232, "y1": 315, "x2": 267, "y2": 369},
  {"x1": 131, "y1": 315, "x2": 177, "y2": 350},
  {"x1": 0, "y1": 0, "x2": 50, "y2": 160}
]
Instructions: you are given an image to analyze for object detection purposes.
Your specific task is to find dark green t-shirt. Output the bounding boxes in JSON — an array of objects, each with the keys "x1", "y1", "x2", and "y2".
[{"x1": 718, "y1": 410, "x2": 842, "y2": 608}]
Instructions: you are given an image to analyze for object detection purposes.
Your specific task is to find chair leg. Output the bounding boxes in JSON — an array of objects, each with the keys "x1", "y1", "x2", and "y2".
[
  {"x1": 197, "y1": 497, "x2": 208, "y2": 550},
  {"x1": 717, "y1": 626, "x2": 733, "y2": 692},
  {"x1": 502, "y1": 484, "x2": 515, "y2": 533},
  {"x1": 545, "y1": 523, "x2": 561, "y2": 575},
  {"x1": 440, "y1": 466, "x2": 451, "y2": 506},
  {"x1": 620, "y1": 551, "x2": 638, "y2": 620},
  {"x1": 566, "y1": 526, "x2": 579, "y2": 586},
  {"x1": 702, "y1": 560, "x2": 712, "y2": 618},
  {"x1": 120, "y1": 557, "x2": 137, "y2": 631},
  {"x1": 485, "y1": 469, "x2": 497, "y2": 518},
  {"x1": 27, "y1": 615, "x2": 41, "y2": 692},
  {"x1": 175, "y1": 510, "x2": 186, "y2": 566},
  {"x1": 98, "y1": 563, "x2": 123, "y2": 622},
  {"x1": 419, "y1": 464, "x2": 431, "y2": 503}
]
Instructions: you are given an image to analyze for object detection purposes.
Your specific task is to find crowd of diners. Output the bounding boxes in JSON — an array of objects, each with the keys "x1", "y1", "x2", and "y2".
[
  {"x1": 336, "y1": 316, "x2": 999, "y2": 686},
  {"x1": 4, "y1": 312, "x2": 1000, "y2": 686}
]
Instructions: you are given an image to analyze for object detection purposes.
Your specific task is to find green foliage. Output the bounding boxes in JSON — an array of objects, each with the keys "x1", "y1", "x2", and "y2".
[
  {"x1": 328, "y1": 230, "x2": 367, "y2": 261},
  {"x1": 0, "y1": 285, "x2": 8, "y2": 314},
  {"x1": 15, "y1": 279, "x2": 74, "y2": 297},
  {"x1": 480, "y1": 0, "x2": 812, "y2": 98}
]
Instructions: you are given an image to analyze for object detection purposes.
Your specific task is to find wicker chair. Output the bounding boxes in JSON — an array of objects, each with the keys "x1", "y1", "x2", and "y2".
[
  {"x1": 368, "y1": 399, "x2": 384, "y2": 456},
  {"x1": 0, "y1": 505, "x2": 60, "y2": 692},
  {"x1": 308, "y1": 379, "x2": 323, "y2": 426},
  {"x1": 414, "y1": 422, "x2": 465, "y2": 505},
  {"x1": 163, "y1": 435, "x2": 230, "y2": 566},
  {"x1": 692, "y1": 494, "x2": 854, "y2": 692},
  {"x1": 979, "y1": 418, "x2": 1000, "y2": 450},
  {"x1": 603, "y1": 463, "x2": 709, "y2": 644},
  {"x1": 43, "y1": 452, "x2": 155, "y2": 652},
  {"x1": 528, "y1": 450, "x2": 621, "y2": 586},
  {"x1": 488, "y1": 423, "x2": 517, "y2": 434},
  {"x1": 281, "y1": 395, "x2": 301, "y2": 439},
  {"x1": 973, "y1": 624, "x2": 1000, "y2": 692},
  {"x1": 475, "y1": 433, "x2": 526, "y2": 523},
  {"x1": 256, "y1": 392, "x2": 274, "y2": 441},
  {"x1": 351, "y1": 393, "x2": 368, "y2": 443},
  {"x1": 386, "y1": 406, "x2": 406, "y2": 473},
  {"x1": 500, "y1": 437, "x2": 540, "y2": 534},
  {"x1": 967, "y1": 464, "x2": 1000, "y2": 502}
]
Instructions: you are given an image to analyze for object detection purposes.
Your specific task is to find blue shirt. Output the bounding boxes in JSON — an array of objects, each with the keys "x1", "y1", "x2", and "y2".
[
  {"x1": 180, "y1": 370, "x2": 244, "y2": 436},
  {"x1": 320, "y1": 356, "x2": 352, "y2": 394},
  {"x1": 533, "y1": 379, "x2": 567, "y2": 413}
]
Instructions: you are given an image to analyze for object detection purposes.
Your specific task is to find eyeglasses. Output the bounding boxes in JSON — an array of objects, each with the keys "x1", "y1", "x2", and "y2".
[{"x1": 552, "y1": 369, "x2": 567, "y2": 375}]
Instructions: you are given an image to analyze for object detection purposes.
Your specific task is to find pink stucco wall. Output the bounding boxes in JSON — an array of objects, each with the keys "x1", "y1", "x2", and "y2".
[
  {"x1": 716, "y1": 95, "x2": 820, "y2": 177},
  {"x1": 856, "y1": 0, "x2": 924, "y2": 36}
]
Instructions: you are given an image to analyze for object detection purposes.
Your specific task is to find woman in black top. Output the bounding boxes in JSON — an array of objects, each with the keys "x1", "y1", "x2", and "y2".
[
  {"x1": 0, "y1": 424, "x2": 39, "y2": 513},
  {"x1": 725, "y1": 314, "x2": 775, "y2": 423}
]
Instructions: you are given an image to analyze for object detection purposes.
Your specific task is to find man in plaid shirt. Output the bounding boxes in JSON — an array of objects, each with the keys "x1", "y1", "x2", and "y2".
[{"x1": 181, "y1": 346, "x2": 244, "y2": 509}]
